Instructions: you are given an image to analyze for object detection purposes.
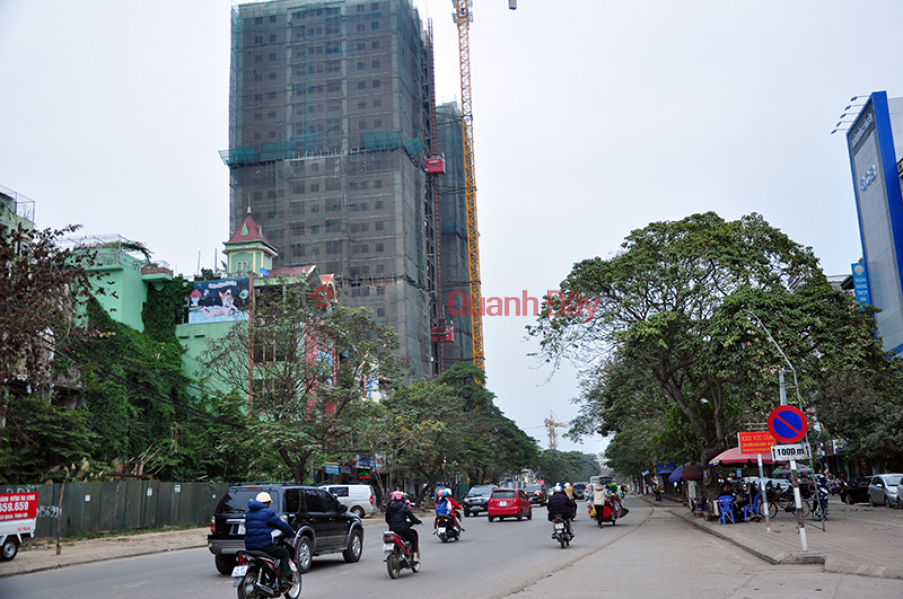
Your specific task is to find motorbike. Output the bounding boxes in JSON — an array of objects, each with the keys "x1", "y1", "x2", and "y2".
[
  {"x1": 383, "y1": 527, "x2": 420, "y2": 579},
  {"x1": 433, "y1": 512, "x2": 461, "y2": 543},
  {"x1": 551, "y1": 515, "x2": 571, "y2": 549},
  {"x1": 233, "y1": 531, "x2": 302, "y2": 599},
  {"x1": 592, "y1": 496, "x2": 620, "y2": 527}
]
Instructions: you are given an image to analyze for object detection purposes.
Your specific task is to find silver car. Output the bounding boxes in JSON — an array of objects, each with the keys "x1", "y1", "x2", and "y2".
[{"x1": 867, "y1": 474, "x2": 902, "y2": 507}]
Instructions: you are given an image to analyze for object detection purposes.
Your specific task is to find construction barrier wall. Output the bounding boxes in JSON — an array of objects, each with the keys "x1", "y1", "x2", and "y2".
[{"x1": 0, "y1": 481, "x2": 231, "y2": 539}]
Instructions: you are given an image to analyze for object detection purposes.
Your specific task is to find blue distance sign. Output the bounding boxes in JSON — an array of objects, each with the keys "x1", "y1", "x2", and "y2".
[{"x1": 767, "y1": 405, "x2": 808, "y2": 444}]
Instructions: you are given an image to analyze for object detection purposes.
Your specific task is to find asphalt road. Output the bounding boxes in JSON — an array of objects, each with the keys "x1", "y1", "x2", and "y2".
[{"x1": 3, "y1": 495, "x2": 903, "y2": 599}]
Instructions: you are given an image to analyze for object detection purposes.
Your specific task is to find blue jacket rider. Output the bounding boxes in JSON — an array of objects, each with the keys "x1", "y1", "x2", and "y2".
[{"x1": 245, "y1": 492, "x2": 297, "y2": 591}]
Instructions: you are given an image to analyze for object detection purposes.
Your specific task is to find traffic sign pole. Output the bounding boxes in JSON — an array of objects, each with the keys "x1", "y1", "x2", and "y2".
[
  {"x1": 757, "y1": 453, "x2": 771, "y2": 533},
  {"x1": 768, "y1": 404, "x2": 809, "y2": 552},
  {"x1": 790, "y1": 456, "x2": 807, "y2": 551}
]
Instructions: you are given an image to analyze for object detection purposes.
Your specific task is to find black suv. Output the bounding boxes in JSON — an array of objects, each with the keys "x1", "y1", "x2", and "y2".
[
  {"x1": 207, "y1": 483, "x2": 365, "y2": 574},
  {"x1": 462, "y1": 484, "x2": 497, "y2": 517}
]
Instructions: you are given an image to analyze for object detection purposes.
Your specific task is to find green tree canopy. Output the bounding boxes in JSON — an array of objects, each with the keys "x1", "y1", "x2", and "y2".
[{"x1": 530, "y1": 212, "x2": 903, "y2": 495}]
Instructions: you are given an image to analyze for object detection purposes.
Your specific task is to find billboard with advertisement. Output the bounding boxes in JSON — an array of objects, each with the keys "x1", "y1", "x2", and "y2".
[
  {"x1": 0, "y1": 492, "x2": 37, "y2": 522},
  {"x1": 847, "y1": 92, "x2": 903, "y2": 353},
  {"x1": 188, "y1": 278, "x2": 250, "y2": 324}
]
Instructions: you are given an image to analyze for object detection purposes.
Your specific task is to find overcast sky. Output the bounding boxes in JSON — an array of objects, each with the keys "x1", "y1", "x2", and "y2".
[{"x1": 2, "y1": 0, "x2": 900, "y2": 457}]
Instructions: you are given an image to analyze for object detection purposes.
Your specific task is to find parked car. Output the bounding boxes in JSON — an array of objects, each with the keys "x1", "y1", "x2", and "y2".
[
  {"x1": 897, "y1": 480, "x2": 903, "y2": 509},
  {"x1": 524, "y1": 484, "x2": 547, "y2": 505},
  {"x1": 867, "y1": 474, "x2": 902, "y2": 507},
  {"x1": 487, "y1": 488, "x2": 532, "y2": 522},
  {"x1": 462, "y1": 484, "x2": 497, "y2": 517},
  {"x1": 207, "y1": 483, "x2": 365, "y2": 575},
  {"x1": 839, "y1": 478, "x2": 870, "y2": 505},
  {"x1": 320, "y1": 484, "x2": 377, "y2": 518}
]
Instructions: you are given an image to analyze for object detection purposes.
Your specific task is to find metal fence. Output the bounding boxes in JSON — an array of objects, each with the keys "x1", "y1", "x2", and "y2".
[{"x1": 1, "y1": 481, "x2": 232, "y2": 539}]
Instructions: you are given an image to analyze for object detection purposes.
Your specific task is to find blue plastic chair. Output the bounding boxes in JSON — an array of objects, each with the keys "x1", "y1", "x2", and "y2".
[
  {"x1": 743, "y1": 492, "x2": 761, "y2": 521},
  {"x1": 718, "y1": 496, "x2": 735, "y2": 525}
]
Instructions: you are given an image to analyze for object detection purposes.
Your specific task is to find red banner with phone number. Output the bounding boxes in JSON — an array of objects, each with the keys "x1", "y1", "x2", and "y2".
[{"x1": 0, "y1": 493, "x2": 38, "y2": 521}]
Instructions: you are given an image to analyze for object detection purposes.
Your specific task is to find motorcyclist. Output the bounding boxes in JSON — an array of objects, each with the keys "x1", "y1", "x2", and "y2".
[
  {"x1": 546, "y1": 484, "x2": 576, "y2": 538},
  {"x1": 244, "y1": 492, "x2": 298, "y2": 593},
  {"x1": 434, "y1": 488, "x2": 464, "y2": 532},
  {"x1": 386, "y1": 490, "x2": 423, "y2": 563}
]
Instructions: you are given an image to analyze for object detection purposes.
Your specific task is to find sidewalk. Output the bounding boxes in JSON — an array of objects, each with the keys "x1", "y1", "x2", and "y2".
[
  {"x1": 642, "y1": 492, "x2": 903, "y2": 580},
  {"x1": 0, "y1": 516, "x2": 390, "y2": 578}
]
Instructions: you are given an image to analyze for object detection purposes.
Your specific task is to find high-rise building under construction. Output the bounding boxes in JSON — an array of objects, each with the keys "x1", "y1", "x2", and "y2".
[{"x1": 221, "y1": 0, "x2": 471, "y2": 377}]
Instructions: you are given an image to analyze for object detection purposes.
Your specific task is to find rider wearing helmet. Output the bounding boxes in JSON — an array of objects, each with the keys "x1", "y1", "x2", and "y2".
[
  {"x1": 546, "y1": 484, "x2": 577, "y2": 538},
  {"x1": 386, "y1": 491, "x2": 423, "y2": 563},
  {"x1": 434, "y1": 488, "x2": 464, "y2": 531},
  {"x1": 245, "y1": 492, "x2": 298, "y2": 592}
]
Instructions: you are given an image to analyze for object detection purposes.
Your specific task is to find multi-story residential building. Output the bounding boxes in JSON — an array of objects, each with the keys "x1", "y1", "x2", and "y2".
[{"x1": 220, "y1": 0, "x2": 471, "y2": 377}]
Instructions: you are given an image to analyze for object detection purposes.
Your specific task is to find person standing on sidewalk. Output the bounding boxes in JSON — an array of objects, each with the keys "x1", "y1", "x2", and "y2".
[{"x1": 654, "y1": 483, "x2": 662, "y2": 502}]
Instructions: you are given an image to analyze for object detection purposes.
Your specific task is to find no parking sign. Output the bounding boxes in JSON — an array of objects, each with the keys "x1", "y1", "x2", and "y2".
[{"x1": 767, "y1": 405, "x2": 808, "y2": 444}]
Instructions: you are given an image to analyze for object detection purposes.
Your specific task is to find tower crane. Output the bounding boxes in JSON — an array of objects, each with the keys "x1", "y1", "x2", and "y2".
[
  {"x1": 544, "y1": 411, "x2": 567, "y2": 450},
  {"x1": 453, "y1": 0, "x2": 514, "y2": 375}
]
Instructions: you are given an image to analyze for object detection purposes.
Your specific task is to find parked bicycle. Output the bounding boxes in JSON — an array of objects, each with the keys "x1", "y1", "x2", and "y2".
[{"x1": 761, "y1": 482, "x2": 811, "y2": 519}]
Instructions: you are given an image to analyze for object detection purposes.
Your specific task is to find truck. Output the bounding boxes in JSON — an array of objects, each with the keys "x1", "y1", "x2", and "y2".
[{"x1": 0, "y1": 492, "x2": 37, "y2": 561}]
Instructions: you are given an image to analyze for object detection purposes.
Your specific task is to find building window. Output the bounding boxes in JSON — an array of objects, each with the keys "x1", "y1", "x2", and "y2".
[
  {"x1": 254, "y1": 112, "x2": 262, "y2": 121},
  {"x1": 377, "y1": 286, "x2": 385, "y2": 295},
  {"x1": 372, "y1": 79, "x2": 380, "y2": 88},
  {"x1": 237, "y1": 260, "x2": 249, "y2": 274},
  {"x1": 255, "y1": 17, "x2": 263, "y2": 24},
  {"x1": 291, "y1": 201, "x2": 304, "y2": 212},
  {"x1": 269, "y1": 52, "x2": 277, "y2": 61},
  {"x1": 375, "y1": 221, "x2": 384, "y2": 231},
  {"x1": 372, "y1": 99, "x2": 381, "y2": 107},
  {"x1": 357, "y1": 81, "x2": 366, "y2": 90},
  {"x1": 357, "y1": 23, "x2": 365, "y2": 32},
  {"x1": 373, "y1": 119, "x2": 382, "y2": 128},
  {"x1": 268, "y1": 111, "x2": 276, "y2": 119},
  {"x1": 253, "y1": 192, "x2": 262, "y2": 200},
  {"x1": 291, "y1": 243, "x2": 304, "y2": 256},
  {"x1": 310, "y1": 245, "x2": 320, "y2": 255},
  {"x1": 374, "y1": 179, "x2": 382, "y2": 188},
  {"x1": 255, "y1": 35, "x2": 263, "y2": 44},
  {"x1": 268, "y1": 72, "x2": 277, "y2": 80},
  {"x1": 377, "y1": 307, "x2": 385, "y2": 317},
  {"x1": 311, "y1": 204, "x2": 320, "y2": 213},
  {"x1": 310, "y1": 183, "x2": 320, "y2": 192},
  {"x1": 267, "y1": 190, "x2": 277, "y2": 199},
  {"x1": 269, "y1": 15, "x2": 277, "y2": 23},
  {"x1": 254, "y1": 54, "x2": 263, "y2": 63},
  {"x1": 325, "y1": 219, "x2": 341, "y2": 232},
  {"x1": 326, "y1": 240, "x2": 342, "y2": 254},
  {"x1": 375, "y1": 243, "x2": 384, "y2": 253},
  {"x1": 371, "y1": 21, "x2": 379, "y2": 30},
  {"x1": 376, "y1": 264, "x2": 385, "y2": 274},
  {"x1": 291, "y1": 223, "x2": 304, "y2": 236},
  {"x1": 375, "y1": 200, "x2": 383, "y2": 209},
  {"x1": 372, "y1": 60, "x2": 380, "y2": 68}
]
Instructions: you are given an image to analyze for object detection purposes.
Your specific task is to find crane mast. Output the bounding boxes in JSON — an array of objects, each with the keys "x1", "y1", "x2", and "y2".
[{"x1": 453, "y1": 0, "x2": 484, "y2": 374}]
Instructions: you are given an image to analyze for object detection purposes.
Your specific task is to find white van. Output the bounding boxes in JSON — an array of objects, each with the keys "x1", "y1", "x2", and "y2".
[{"x1": 321, "y1": 484, "x2": 377, "y2": 518}]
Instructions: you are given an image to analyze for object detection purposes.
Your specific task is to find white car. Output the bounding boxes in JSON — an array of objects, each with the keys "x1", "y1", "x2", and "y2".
[
  {"x1": 867, "y1": 474, "x2": 902, "y2": 508},
  {"x1": 321, "y1": 484, "x2": 377, "y2": 518}
]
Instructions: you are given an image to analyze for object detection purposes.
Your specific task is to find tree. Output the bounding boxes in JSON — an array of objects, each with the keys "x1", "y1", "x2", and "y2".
[
  {"x1": 200, "y1": 282, "x2": 407, "y2": 482},
  {"x1": 1, "y1": 225, "x2": 102, "y2": 397},
  {"x1": 529, "y1": 212, "x2": 901, "y2": 499},
  {"x1": 534, "y1": 449, "x2": 600, "y2": 486}
]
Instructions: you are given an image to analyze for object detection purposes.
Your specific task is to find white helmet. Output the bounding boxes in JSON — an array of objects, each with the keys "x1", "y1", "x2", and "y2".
[
  {"x1": 256, "y1": 492, "x2": 273, "y2": 503},
  {"x1": 553, "y1": 484, "x2": 562, "y2": 493}
]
